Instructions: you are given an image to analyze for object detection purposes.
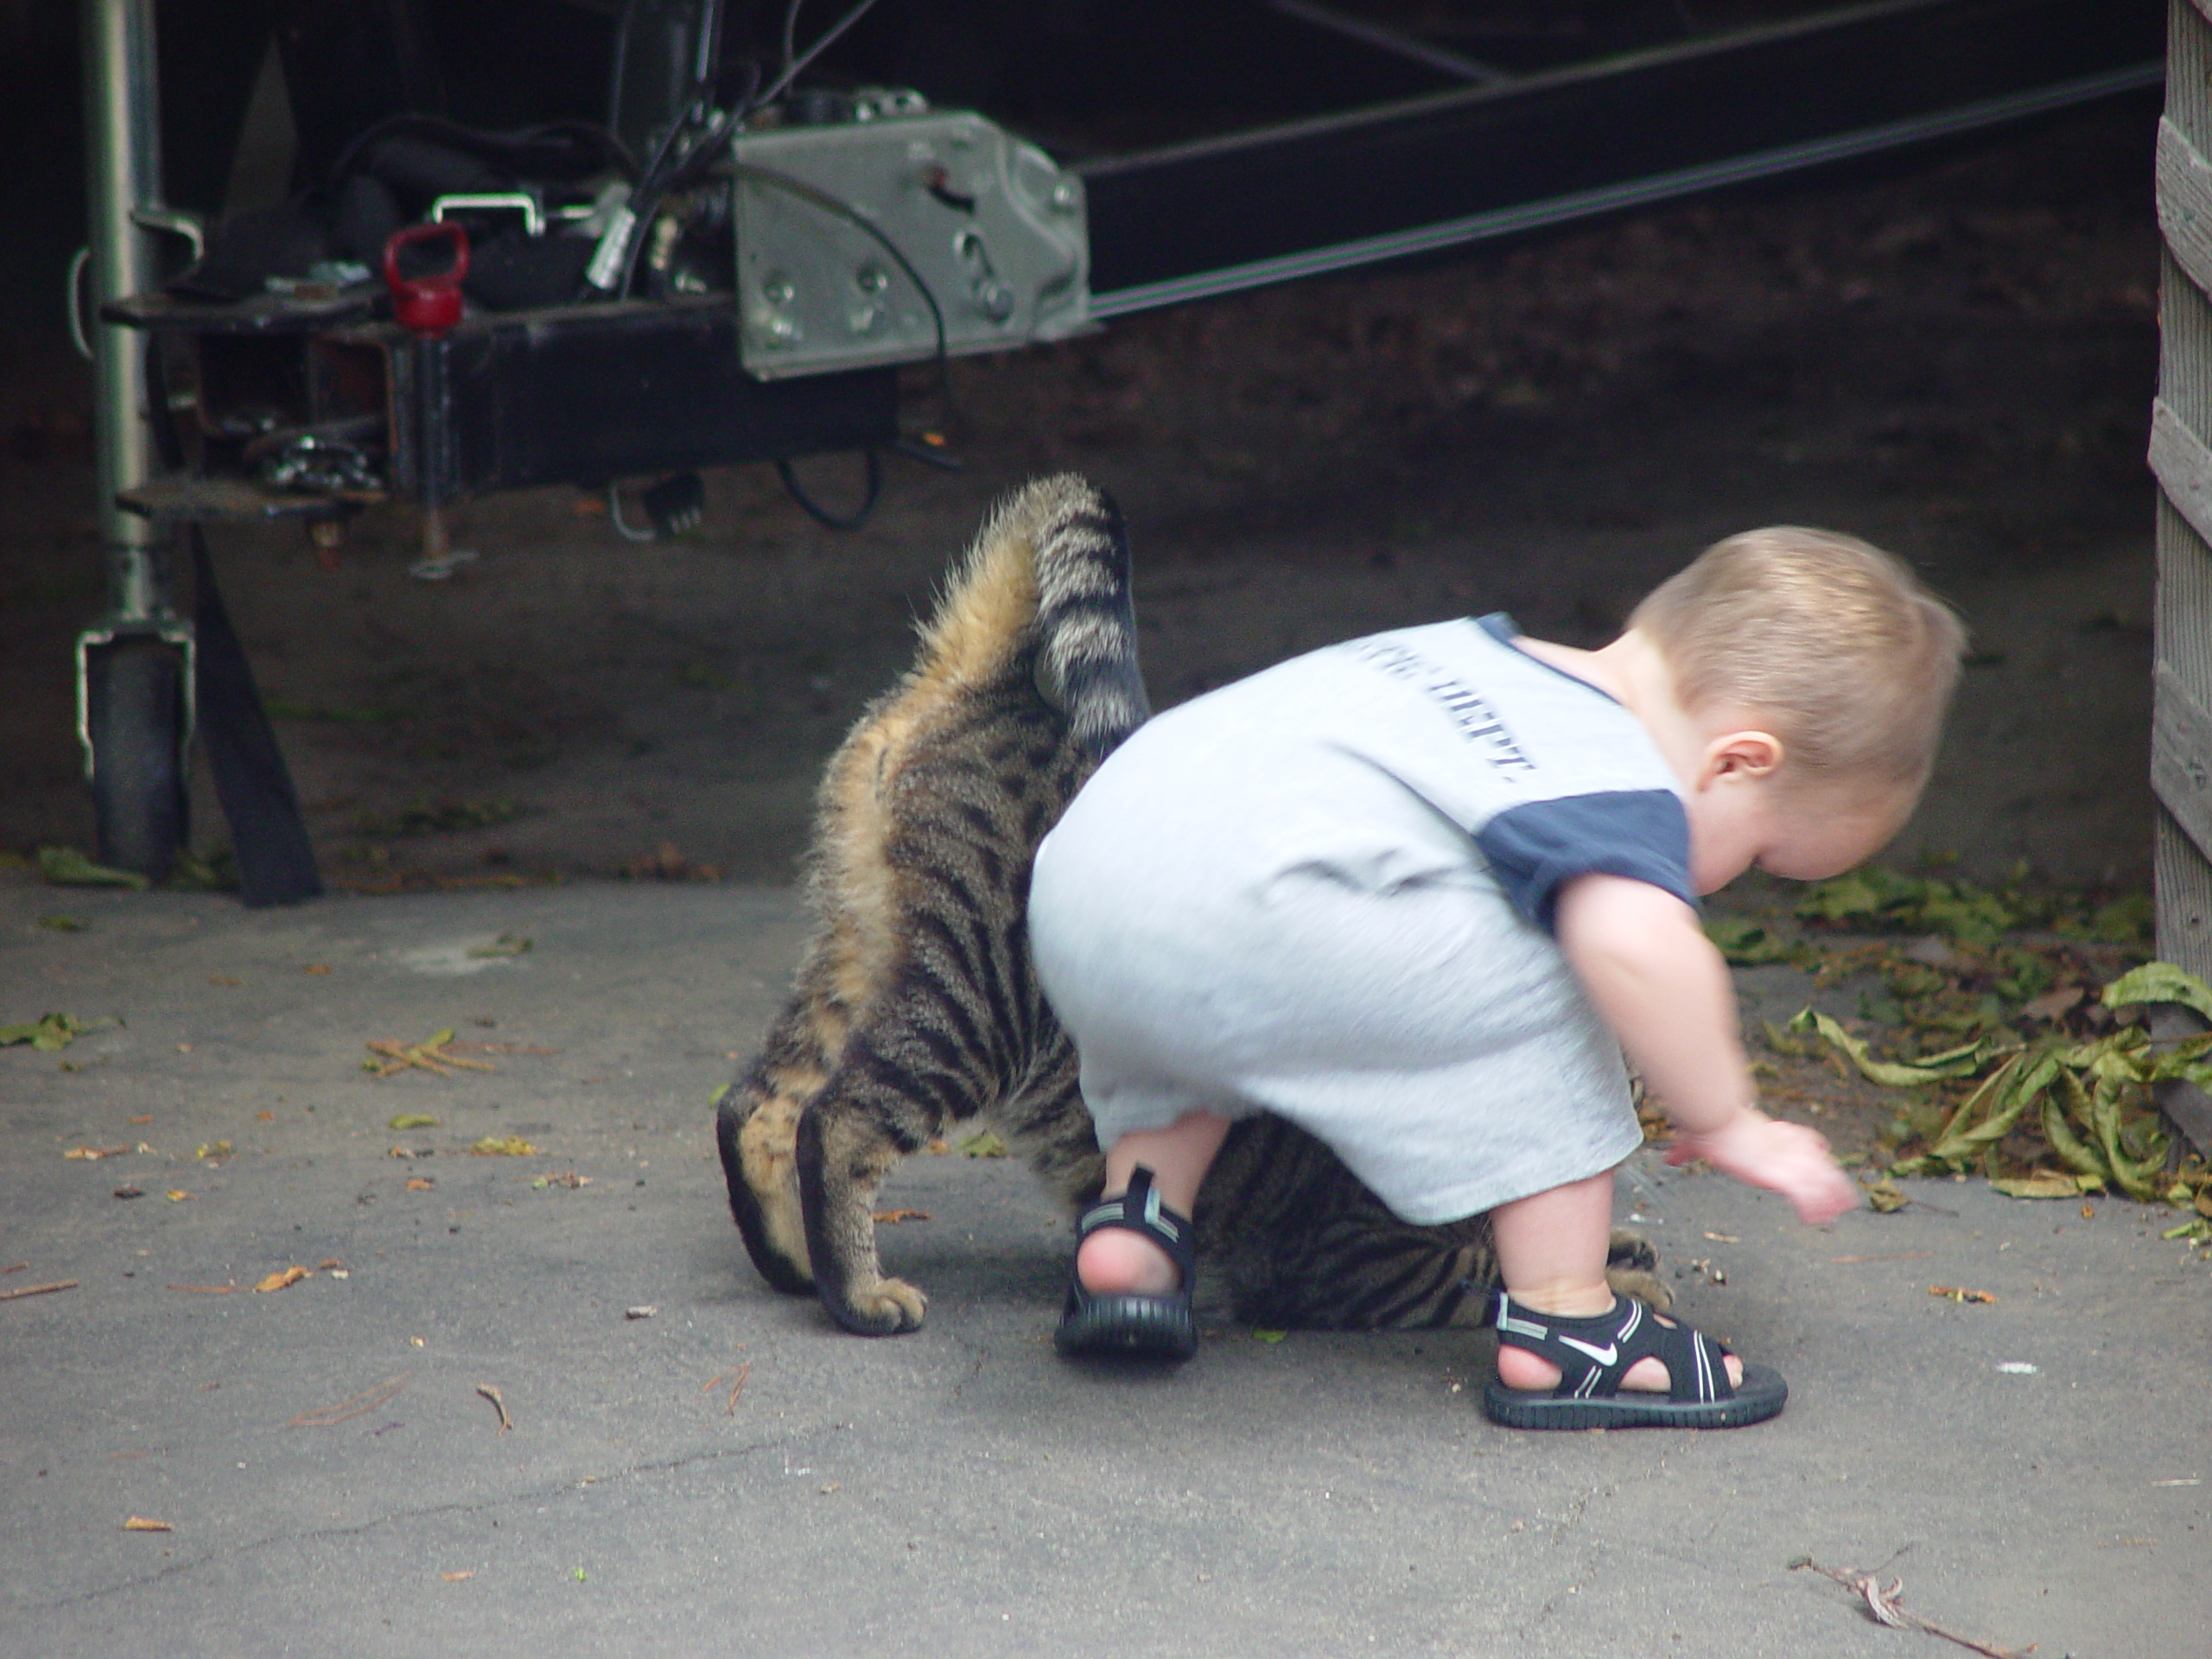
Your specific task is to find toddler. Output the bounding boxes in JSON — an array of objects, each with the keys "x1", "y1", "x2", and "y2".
[{"x1": 1028, "y1": 526, "x2": 1963, "y2": 1428}]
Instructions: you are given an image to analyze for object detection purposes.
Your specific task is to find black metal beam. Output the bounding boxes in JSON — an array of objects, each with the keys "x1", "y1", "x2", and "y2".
[
  {"x1": 1080, "y1": 0, "x2": 2164, "y2": 315},
  {"x1": 374, "y1": 297, "x2": 899, "y2": 504}
]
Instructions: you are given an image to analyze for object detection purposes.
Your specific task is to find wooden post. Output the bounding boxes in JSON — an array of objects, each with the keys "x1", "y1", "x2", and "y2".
[{"x1": 2153, "y1": 0, "x2": 2212, "y2": 1152}]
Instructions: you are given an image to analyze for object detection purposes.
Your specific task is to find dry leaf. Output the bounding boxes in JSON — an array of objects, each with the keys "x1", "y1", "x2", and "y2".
[
  {"x1": 872, "y1": 1209, "x2": 931, "y2": 1224},
  {"x1": 1992, "y1": 1171, "x2": 2080, "y2": 1199},
  {"x1": 165, "y1": 1189, "x2": 192, "y2": 1202},
  {"x1": 64, "y1": 1145, "x2": 128, "y2": 1160},
  {"x1": 442, "y1": 1570, "x2": 474, "y2": 1582},
  {"x1": 253, "y1": 1265, "x2": 310, "y2": 1294},
  {"x1": 303, "y1": 964, "x2": 332, "y2": 976},
  {"x1": 129, "y1": 1114, "x2": 152, "y2": 1125},
  {"x1": 122, "y1": 1516, "x2": 172, "y2": 1532},
  {"x1": 404, "y1": 1176, "x2": 435, "y2": 1191},
  {"x1": 112, "y1": 1185, "x2": 143, "y2": 1200},
  {"x1": 470, "y1": 1135, "x2": 538, "y2": 1157},
  {"x1": 1929, "y1": 1285, "x2": 1997, "y2": 1305},
  {"x1": 1866, "y1": 1179, "x2": 1909, "y2": 1212}
]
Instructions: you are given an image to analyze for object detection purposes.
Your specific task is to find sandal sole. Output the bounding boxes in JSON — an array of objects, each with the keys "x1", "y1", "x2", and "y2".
[
  {"x1": 1481, "y1": 1363, "x2": 1787, "y2": 1430},
  {"x1": 1055, "y1": 1293, "x2": 1197, "y2": 1360}
]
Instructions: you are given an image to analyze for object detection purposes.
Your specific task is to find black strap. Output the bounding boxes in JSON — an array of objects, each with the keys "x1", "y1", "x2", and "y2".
[
  {"x1": 191, "y1": 529, "x2": 323, "y2": 907},
  {"x1": 1491, "y1": 1290, "x2": 1735, "y2": 1404},
  {"x1": 1074, "y1": 1166, "x2": 1198, "y2": 1287}
]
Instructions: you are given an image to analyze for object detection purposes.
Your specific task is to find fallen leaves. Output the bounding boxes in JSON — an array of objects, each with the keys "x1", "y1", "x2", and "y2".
[
  {"x1": 957, "y1": 1130, "x2": 1008, "y2": 1158},
  {"x1": 287, "y1": 1375, "x2": 408, "y2": 1428},
  {"x1": 1929, "y1": 1285, "x2": 1998, "y2": 1305},
  {"x1": 387, "y1": 1114, "x2": 438, "y2": 1131},
  {"x1": 122, "y1": 1516, "x2": 172, "y2": 1533},
  {"x1": 64, "y1": 1145, "x2": 128, "y2": 1160},
  {"x1": 1788, "y1": 961, "x2": 2212, "y2": 1218},
  {"x1": 365, "y1": 1028, "x2": 496, "y2": 1079},
  {"x1": 166, "y1": 1283, "x2": 233, "y2": 1294},
  {"x1": 531, "y1": 1171, "x2": 588, "y2": 1190},
  {"x1": 254, "y1": 1266, "x2": 311, "y2": 1294},
  {"x1": 470, "y1": 1135, "x2": 538, "y2": 1157},
  {"x1": 404, "y1": 1176, "x2": 435, "y2": 1191},
  {"x1": 476, "y1": 1383, "x2": 512, "y2": 1433},
  {"x1": 872, "y1": 1209, "x2": 930, "y2": 1224}
]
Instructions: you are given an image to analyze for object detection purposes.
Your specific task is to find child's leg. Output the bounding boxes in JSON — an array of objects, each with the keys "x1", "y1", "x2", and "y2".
[
  {"x1": 1076, "y1": 1110, "x2": 1231, "y2": 1296},
  {"x1": 1491, "y1": 1170, "x2": 1743, "y2": 1393}
]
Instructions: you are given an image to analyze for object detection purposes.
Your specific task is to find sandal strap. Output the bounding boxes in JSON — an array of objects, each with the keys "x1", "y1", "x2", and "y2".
[
  {"x1": 1491, "y1": 1290, "x2": 1736, "y2": 1404},
  {"x1": 1075, "y1": 1166, "x2": 1198, "y2": 1287}
]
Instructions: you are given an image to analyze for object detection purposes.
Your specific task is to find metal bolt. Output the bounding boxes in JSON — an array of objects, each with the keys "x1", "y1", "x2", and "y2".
[
  {"x1": 763, "y1": 275, "x2": 796, "y2": 305},
  {"x1": 854, "y1": 264, "x2": 888, "y2": 294}
]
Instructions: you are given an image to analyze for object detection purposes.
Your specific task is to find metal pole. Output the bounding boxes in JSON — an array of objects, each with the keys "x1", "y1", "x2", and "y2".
[{"x1": 79, "y1": 0, "x2": 165, "y2": 624}]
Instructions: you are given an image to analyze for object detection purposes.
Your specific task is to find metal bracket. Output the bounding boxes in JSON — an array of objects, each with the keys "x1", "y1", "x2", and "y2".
[
  {"x1": 75, "y1": 613, "x2": 197, "y2": 784},
  {"x1": 432, "y1": 192, "x2": 546, "y2": 237},
  {"x1": 130, "y1": 204, "x2": 206, "y2": 263}
]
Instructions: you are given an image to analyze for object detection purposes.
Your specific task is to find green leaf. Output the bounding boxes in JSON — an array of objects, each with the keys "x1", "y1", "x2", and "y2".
[
  {"x1": 957, "y1": 1130, "x2": 1007, "y2": 1158},
  {"x1": 707, "y1": 1082, "x2": 732, "y2": 1109},
  {"x1": 387, "y1": 1114, "x2": 438, "y2": 1130},
  {"x1": 1990, "y1": 1173, "x2": 2083, "y2": 1199},
  {"x1": 1251, "y1": 1329, "x2": 1288, "y2": 1344},
  {"x1": 1788, "y1": 1008, "x2": 1986, "y2": 1087},
  {"x1": 1706, "y1": 916, "x2": 1797, "y2": 964},
  {"x1": 0, "y1": 1012, "x2": 109, "y2": 1051},
  {"x1": 2101, "y1": 963, "x2": 2212, "y2": 1025},
  {"x1": 37, "y1": 845, "x2": 148, "y2": 889}
]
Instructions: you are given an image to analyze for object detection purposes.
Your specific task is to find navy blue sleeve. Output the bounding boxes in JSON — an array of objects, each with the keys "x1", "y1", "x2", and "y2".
[{"x1": 1475, "y1": 789, "x2": 1696, "y2": 933}]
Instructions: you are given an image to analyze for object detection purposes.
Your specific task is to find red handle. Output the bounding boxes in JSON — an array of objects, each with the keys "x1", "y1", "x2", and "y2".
[{"x1": 382, "y1": 221, "x2": 471, "y2": 337}]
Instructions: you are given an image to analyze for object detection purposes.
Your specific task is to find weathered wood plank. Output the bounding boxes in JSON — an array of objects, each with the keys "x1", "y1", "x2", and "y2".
[
  {"x1": 2153, "y1": 659, "x2": 2212, "y2": 865},
  {"x1": 2151, "y1": 398, "x2": 2212, "y2": 556},
  {"x1": 2158, "y1": 118, "x2": 2212, "y2": 304}
]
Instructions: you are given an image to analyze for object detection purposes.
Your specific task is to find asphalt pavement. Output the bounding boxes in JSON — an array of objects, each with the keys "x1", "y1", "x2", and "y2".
[{"x1": 3, "y1": 880, "x2": 2207, "y2": 1657}]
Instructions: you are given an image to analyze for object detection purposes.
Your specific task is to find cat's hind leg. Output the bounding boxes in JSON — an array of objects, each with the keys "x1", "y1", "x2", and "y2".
[{"x1": 796, "y1": 1005, "x2": 1009, "y2": 1336}]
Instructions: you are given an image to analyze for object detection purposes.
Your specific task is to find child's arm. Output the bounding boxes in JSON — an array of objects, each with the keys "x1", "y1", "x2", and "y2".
[{"x1": 1554, "y1": 873, "x2": 1859, "y2": 1226}]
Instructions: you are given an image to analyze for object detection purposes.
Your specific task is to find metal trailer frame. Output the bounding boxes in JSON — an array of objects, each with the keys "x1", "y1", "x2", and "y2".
[{"x1": 76, "y1": 0, "x2": 2164, "y2": 897}]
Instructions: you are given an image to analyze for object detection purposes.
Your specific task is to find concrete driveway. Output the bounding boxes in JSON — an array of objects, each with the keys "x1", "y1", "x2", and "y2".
[{"x1": 3, "y1": 881, "x2": 2206, "y2": 1656}]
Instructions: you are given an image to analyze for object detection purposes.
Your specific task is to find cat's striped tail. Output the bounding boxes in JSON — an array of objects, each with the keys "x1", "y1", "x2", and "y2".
[{"x1": 924, "y1": 474, "x2": 1150, "y2": 757}]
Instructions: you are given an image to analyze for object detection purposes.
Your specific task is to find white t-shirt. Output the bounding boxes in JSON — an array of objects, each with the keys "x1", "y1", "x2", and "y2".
[{"x1": 1028, "y1": 615, "x2": 1693, "y2": 1224}]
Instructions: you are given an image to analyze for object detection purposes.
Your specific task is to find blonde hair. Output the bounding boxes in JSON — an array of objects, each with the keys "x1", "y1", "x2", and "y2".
[{"x1": 1630, "y1": 526, "x2": 1965, "y2": 790}]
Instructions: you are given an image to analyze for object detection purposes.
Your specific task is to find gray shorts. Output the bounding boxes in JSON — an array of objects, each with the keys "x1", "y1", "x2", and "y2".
[{"x1": 1028, "y1": 817, "x2": 1643, "y2": 1226}]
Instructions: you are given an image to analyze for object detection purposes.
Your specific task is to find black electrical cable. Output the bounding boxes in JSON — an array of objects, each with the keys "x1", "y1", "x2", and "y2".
[{"x1": 776, "y1": 449, "x2": 881, "y2": 531}]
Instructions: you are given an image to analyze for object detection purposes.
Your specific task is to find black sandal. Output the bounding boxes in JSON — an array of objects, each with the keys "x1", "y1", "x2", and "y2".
[
  {"x1": 1482, "y1": 1290, "x2": 1787, "y2": 1429},
  {"x1": 1055, "y1": 1166, "x2": 1198, "y2": 1360}
]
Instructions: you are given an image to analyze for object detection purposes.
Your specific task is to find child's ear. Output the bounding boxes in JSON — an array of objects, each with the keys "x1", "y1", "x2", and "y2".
[{"x1": 1706, "y1": 730, "x2": 1784, "y2": 783}]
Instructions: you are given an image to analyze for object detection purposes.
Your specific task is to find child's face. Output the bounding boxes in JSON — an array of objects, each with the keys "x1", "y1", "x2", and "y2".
[{"x1": 1685, "y1": 775, "x2": 1915, "y2": 895}]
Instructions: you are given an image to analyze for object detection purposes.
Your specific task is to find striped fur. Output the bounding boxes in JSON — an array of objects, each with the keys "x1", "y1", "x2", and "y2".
[{"x1": 715, "y1": 474, "x2": 1666, "y2": 1336}]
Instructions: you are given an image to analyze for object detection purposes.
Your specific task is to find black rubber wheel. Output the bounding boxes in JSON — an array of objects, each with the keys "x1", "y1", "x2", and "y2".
[{"x1": 87, "y1": 637, "x2": 189, "y2": 884}]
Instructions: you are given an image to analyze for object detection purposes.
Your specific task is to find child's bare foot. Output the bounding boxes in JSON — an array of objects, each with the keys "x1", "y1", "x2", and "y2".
[{"x1": 1075, "y1": 1225, "x2": 1181, "y2": 1297}]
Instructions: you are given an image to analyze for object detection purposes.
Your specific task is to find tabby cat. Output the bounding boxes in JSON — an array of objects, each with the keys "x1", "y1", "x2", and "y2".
[{"x1": 715, "y1": 474, "x2": 1665, "y2": 1336}]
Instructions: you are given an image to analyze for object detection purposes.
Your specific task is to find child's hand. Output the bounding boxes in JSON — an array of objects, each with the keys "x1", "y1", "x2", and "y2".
[{"x1": 1667, "y1": 1109, "x2": 1859, "y2": 1225}]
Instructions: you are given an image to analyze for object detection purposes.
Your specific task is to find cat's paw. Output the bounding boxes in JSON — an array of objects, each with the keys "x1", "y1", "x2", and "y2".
[
  {"x1": 1605, "y1": 1228, "x2": 1659, "y2": 1275},
  {"x1": 824, "y1": 1275, "x2": 929, "y2": 1336},
  {"x1": 1605, "y1": 1264, "x2": 1672, "y2": 1314}
]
